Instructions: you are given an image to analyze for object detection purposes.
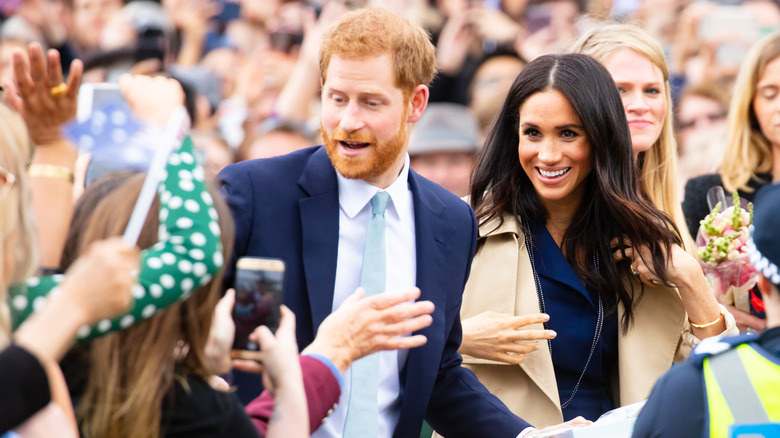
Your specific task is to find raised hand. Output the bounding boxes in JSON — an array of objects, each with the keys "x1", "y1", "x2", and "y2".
[
  {"x1": 118, "y1": 74, "x2": 186, "y2": 125},
  {"x1": 5, "y1": 42, "x2": 82, "y2": 144},
  {"x1": 60, "y1": 237, "x2": 139, "y2": 323},
  {"x1": 460, "y1": 310, "x2": 555, "y2": 364},
  {"x1": 302, "y1": 287, "x2": 435, "y2": 373}
]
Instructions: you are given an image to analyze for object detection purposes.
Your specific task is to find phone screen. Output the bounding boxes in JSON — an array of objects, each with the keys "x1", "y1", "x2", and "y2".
[
  {"x1": 232, "y1": 257, "x2": 286, "y2": 352},
  {"x1": 526, "y1": 5, "x2": 552, "y2": 34}
]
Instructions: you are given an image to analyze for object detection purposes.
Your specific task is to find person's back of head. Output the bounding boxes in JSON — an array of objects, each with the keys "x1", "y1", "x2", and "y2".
[
  {"x1": 71, "y1": 172, "x2": 234, "y2": 438},
  {"x1": 749, "y1": 182, "x2": 780, "y2": 326}
]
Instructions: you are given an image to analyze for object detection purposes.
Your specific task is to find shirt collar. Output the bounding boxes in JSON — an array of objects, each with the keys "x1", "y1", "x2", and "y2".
[{"x1": 337, "y1": 153, "x2": 412, "y2": 221}]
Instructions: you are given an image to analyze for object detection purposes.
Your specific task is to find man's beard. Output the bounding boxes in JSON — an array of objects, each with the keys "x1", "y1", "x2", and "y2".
[{"x1": 322, "y1": 121, "x2": 409, "y2": 182}]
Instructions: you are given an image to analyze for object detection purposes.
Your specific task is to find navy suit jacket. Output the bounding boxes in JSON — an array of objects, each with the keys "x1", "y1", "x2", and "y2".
[{"x1": 219, "y1": 146, "x2": 530, "y2": 437}]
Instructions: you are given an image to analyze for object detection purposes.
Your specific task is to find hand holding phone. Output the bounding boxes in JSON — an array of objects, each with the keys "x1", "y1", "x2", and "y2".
[{"x1": 231, "y1": 257, "x2": 286, "y2": 361}]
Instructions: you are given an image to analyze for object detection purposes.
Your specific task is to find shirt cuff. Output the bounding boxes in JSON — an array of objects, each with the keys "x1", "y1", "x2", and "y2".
[
  {"x1": 517, "y1": 426, "x2": 537, "y2": 438},
  {"x1": 302, "y1": 353, "x2": 343, "y2": 387}
]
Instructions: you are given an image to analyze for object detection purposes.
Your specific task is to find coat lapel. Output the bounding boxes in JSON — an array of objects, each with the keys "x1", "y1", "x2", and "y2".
[
  {"x1": 298, "y1": 147, "x2": 340, "y2": 330},
  {"x1": 462, "y1": 215, "x2": 561, "y2": 411},
  {"x1": 617, "y1": 280, "x2": 685, "y2": 405}
]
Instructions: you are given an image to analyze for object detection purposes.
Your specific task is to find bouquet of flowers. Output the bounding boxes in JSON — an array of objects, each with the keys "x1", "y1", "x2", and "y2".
[{"x1": 696, "y1": 191, "x2": 759, "y2": 312}]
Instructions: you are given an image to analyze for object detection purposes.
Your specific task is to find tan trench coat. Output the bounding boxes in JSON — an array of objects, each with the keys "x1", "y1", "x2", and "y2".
[{"x1": 457, "y1": 214, "x2": 703, "y2": 428}]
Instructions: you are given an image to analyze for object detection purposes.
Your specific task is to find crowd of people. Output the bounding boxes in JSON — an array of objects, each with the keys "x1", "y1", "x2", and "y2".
[{"x1": 1, "y1": 0, "x2": 780, "y2": 437}]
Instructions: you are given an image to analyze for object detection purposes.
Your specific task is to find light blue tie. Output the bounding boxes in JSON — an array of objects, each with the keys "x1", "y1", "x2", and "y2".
[{"x1": 343, "y1": 191, "x2": 389, "y2": 437}]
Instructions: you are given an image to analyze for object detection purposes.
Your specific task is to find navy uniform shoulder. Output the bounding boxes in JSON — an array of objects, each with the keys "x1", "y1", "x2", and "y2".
[{"x1": 689, "y1": 333, "x2": 761, "y2": 366}]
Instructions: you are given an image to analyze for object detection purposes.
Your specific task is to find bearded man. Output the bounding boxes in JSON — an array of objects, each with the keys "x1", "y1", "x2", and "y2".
[{"x1": 219, "y1": 8, "x2": 536, "y2": 438}]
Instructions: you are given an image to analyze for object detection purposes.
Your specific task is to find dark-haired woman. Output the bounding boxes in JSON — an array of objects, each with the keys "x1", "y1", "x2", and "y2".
[{"x1": 457, "y1": 53, "x2": 736, "y2": 428}]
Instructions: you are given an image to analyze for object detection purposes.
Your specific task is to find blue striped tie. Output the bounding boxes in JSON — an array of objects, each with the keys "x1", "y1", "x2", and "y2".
[{"x1": 343, "y1": 191, "x2": 389, "y2": 437}]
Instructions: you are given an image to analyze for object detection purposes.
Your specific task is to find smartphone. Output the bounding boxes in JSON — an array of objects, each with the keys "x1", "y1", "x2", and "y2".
[
  {"x1": 526, "y1": 5, "x2": 552, "y2": 35},
  {"x1": 231, "y1": 257, "x2": 286, "y2": 360},
  {"x1": 76, "y1": 83, "x2": 127, "y2": 123}
]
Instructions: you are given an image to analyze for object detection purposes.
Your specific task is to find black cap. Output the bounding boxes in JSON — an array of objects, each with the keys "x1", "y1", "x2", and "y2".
[{"x1": 748, "y1": 182, "x2": 780, "y2": 285}]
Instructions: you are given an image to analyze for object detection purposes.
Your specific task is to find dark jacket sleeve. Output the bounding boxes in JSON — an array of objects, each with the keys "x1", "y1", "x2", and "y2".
[
  {"x1": 0, "y1": 345, "x2": 51, "y2": 433},
  {"x1": 632, "y1": 361, "x2": 706, "y2": 438},
  {"x1": 245, "y1": 355, "x2": 341, "y2": 436},
  {"x1": 682, "y1": 174, "x2": 724, "y2": 241}
]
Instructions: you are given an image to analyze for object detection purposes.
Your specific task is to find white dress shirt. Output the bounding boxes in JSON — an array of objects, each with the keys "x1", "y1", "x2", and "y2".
[{"x1": 312, "y1": 155, "x2": 417, "y2": 438}]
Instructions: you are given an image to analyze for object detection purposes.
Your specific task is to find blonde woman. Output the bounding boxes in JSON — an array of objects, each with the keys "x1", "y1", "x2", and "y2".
[
  {"x1": 0, "y1": 44, "x2": 138, "y2": 434},
  {"x1": 0, "y1": 100, "x2": 137, "y2": 435},
  {"x1": 682, "y1": 31, "x2": 780, "y2": 332},
  {"x1": 570, "y1": 23, "x2": 695, "y2": 252}
]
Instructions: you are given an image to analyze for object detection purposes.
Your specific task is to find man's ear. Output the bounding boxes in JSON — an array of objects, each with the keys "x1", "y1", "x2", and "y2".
[{"x1": 406, "y1": 85, "x2": 429, "y2": 123}]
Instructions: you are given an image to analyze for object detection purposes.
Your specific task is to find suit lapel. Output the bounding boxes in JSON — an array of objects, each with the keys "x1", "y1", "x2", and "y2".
[
  {"x1": 298, "y1": 148, "x2": 340, "y2": 330},
  {"x1": 408, "y1": 170, "x2": 454, "y2": 355},
  {"x1": 398, "y1": 172, "x2": 455, "y2": 433}
]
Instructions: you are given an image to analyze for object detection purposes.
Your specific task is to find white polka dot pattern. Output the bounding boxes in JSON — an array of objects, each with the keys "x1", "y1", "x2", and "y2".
[{"x1": 8, "y1": 137, "x2": 225, "y2": 341}]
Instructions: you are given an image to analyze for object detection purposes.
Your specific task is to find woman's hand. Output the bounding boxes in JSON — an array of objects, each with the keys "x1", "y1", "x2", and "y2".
[
  {"x1": 460, "y1": 311, "x2": 555, "y2": 364},
  {"x1": 611, "y1": 236, "x2": 698, "y2": 288},
  {"x1": 205, "y1": 289, "x2": 236, "y2": 375},
  {"x1": 60, "y1": 238, "x2": 140, "y2": 323},
  {"x1": 526, "y1": 416, "x2": 592, "y2": 437},
  {"x1": 436, "y1": 13, "x2": 476, "y2": 75},
  {"x1": 724, "y1": 304, "x2": 766, "y2": 333},
  {"x1": 612, "y1": 236, "x2": 728, "y2": 338},
  {"x1": 5, "y1": 42, "x2": 82, "y2": 145}
]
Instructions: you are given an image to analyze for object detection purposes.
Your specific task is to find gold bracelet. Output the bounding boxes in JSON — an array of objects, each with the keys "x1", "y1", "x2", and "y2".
[
  {"x1": 27, "y1": 163, "x2": 74, "y2": 183},
  {"x1": 688, "y1": 309, "x2": 724, "y2": 329}
]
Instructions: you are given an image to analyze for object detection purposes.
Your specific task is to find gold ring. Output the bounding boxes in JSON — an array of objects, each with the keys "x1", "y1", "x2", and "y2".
[
  {"x1": 630, "y1": 264, "x2": 639, "y2": 276},
  {"x1": 49, "y1": 83, "x2": 68, "y2": 97}
]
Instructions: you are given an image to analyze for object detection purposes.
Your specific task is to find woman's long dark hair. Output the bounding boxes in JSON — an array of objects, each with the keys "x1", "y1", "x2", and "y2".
[{"x1": 471, "y1": 53, "x2": 682, "y2": 330}]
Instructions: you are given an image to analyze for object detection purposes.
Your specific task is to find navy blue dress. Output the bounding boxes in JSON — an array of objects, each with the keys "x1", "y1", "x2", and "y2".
[{"x1": 528, "y1": 222, "x2": 619, "y2": 421}]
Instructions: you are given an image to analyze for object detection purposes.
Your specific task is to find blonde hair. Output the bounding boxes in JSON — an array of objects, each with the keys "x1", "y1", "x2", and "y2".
[
  {"x1": 319, "y1": 7, "x2": 437, "y2": 95},
  {"x1": 0, "y1": 104, "x2": 37, "y2": 347},
  {"x1": 721, "y1": 31, "x2": 780, "y2": 193},
  {"x1": 570, "y1": 24, "x2": 694, "y2": 250},
  {"x1": 76, "y1": 174, "x2": 234, "y2": 438}
]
